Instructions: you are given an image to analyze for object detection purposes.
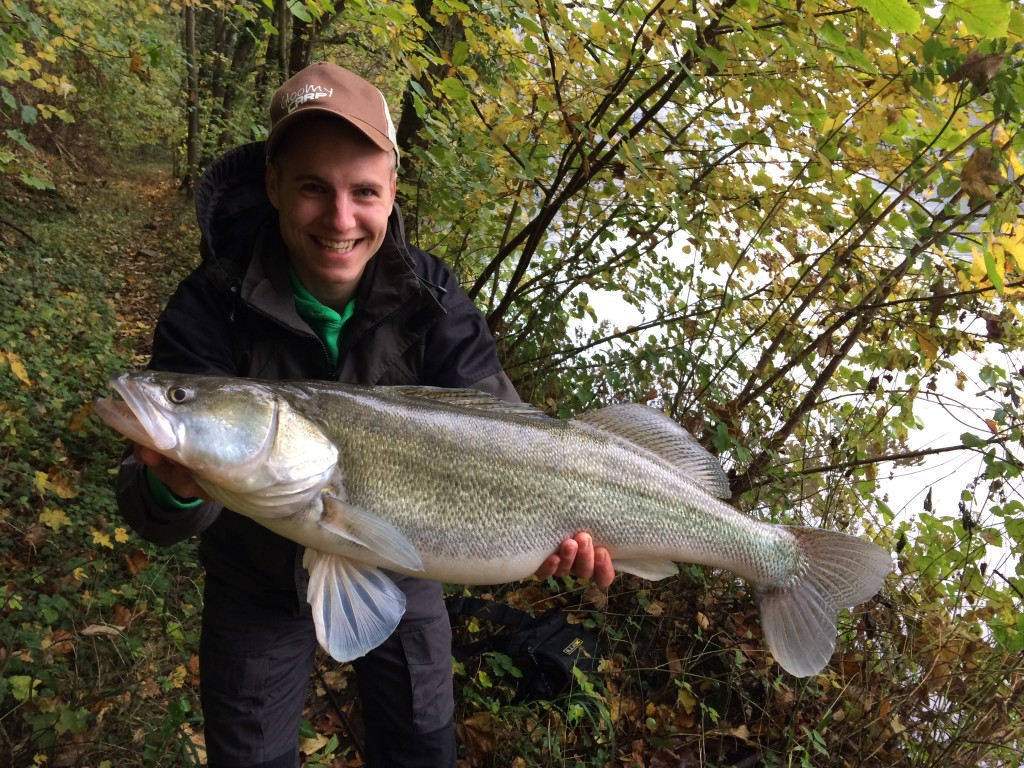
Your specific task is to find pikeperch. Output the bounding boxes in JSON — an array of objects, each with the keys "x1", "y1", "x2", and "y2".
[{"x1": 95, "y1": 371, "x2": 891, "y2": 676}]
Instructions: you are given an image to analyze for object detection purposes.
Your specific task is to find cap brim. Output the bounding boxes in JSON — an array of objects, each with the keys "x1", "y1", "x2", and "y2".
[{"x1": 266, "y1": 108, "x2": 395, "y2": 158}]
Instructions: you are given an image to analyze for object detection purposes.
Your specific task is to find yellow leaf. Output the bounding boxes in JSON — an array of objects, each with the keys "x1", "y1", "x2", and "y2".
[
  {"x1": 915, "y1": 329, "x2": 938, "y2": 364},
  {"x1": 34, "y1": 471, "x2": 48, "y2": 495},
  {"x1": 2, "y1": 351, "x2": 32, "y2": 386},
  {"x1": 969, "y1": 247, "x2": 997, "y2": 293},
  {"x1": 114, "y1": 527, "x2": 130, "y2": 544},
  {"x1": 997, "y1": 225, "x2": 1024, "y2": 272},
  {"x1": 41, "y1": 472, "x2": 79, "y2": 499},
  {"x1": 69, "y1": 402, "x2": 93, "y2": 433},
  {"x1": 567, "y1": 35, "x2": 586, "y2": 63},
  {"x1": 39, "y1": 507, "x2": 70, "y2": 531},
  {"x1": 589, "y1": 20, "x2": 606, "y2": 40},
  {"x1": 169, "y1": 665, "x2": 187, "y2": 688},
  {"x1": 92, "y1": 530, "x2": 113, "y2": 549},
  {"x1": 676, "y1": 686, "x2": 698, "y2": 714}
]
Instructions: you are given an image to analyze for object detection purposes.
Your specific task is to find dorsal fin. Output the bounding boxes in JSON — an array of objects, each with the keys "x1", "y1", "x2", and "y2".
[
  {"x1": 574, "y1": 404, "x2": 732, "y2": 498},
  {"x1": 383, "y1": 385, "x2": 553, "y2": 420}
]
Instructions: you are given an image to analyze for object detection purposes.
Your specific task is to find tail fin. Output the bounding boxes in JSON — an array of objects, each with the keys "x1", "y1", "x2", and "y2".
[{"x1": 757, "y1": 527, "x2": 891, "y2": 677}]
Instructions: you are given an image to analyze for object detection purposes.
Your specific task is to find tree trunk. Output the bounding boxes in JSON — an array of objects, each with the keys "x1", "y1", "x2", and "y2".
[
  {"x1": 182, "y1": 0, "x2": 200, "y2": 196},
  {"x1": 394, "y1": 0, "x2": 466, "y2": 240},
  {"x1": 217, "y1": 15, "x2": 263, "y2": 149}
]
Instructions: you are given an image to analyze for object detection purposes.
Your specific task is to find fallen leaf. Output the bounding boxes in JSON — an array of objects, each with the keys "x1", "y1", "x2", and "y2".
[
  {"x1": 113, "y1": 604, "x2": 133, "y2": 628},
  {"x1": 1, "y1": 351, "x2": 32, "y2": 386},
  {"x1": 730, "y1": 723, "x2": 752, "y2": 741},
  {"x1": 69, "y1": 402, "x2": 94, "y2": 432},
  {"x1": 644, "y1": 599, "x2": 665, "y2": 616},
  {"x1": 124, "y1": 549, "x2": 150, "y2": 574},
  {"x1": 81, "y1": 624, "x2": 124, "y2": 638},
  {"x1": 39, "y1": 507, "x2": 71, "y2": 531}
]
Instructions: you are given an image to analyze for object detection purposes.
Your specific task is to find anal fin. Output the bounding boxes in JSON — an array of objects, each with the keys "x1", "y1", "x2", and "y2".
[{"x1": 615, "y1": 558, "x2": 680, "y2": 581}]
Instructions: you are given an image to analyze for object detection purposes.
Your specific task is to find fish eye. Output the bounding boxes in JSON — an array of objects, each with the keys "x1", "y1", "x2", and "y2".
[{"x1": 167, "y1": 386, "x2": 193, "y2": 404}]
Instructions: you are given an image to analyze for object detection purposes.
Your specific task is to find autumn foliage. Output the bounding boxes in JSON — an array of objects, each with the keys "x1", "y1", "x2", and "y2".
[{"x1": 2, "y1": 1, "x2": 1023, "y2": 766}]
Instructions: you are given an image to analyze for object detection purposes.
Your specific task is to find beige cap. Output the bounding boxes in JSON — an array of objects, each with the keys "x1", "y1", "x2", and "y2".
[{"x1": 266, "y1": 61, "x2": 398, "y2": 165}]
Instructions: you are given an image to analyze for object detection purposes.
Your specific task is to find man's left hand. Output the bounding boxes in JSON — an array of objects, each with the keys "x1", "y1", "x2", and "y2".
[{"x1": 535, "y1": 532, "x2": 614, "y2": 589}]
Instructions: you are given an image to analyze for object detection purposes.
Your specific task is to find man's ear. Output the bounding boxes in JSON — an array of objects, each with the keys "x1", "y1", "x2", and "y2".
[{"x1": 265, "y1": 163, "x2": 280, "y2": 208}]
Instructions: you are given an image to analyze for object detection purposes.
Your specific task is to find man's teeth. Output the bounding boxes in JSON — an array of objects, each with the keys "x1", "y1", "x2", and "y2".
[{"x1": 316, "y1": 238, "x2": 355, "y2": 252}]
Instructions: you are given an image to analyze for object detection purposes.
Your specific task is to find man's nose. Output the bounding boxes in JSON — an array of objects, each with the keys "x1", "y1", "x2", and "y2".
[{"x1": 326, "y1": 195, "x2": 356, "y2": 230}]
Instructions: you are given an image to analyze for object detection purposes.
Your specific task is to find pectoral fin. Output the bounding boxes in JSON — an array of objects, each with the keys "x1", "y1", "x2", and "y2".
[
  {"x1": 303, "y1": 548, "x2": 407, "y2": 663},
  {"x1": 319, "y1": 493, "x2": 424, "y2": 572},
  {"x1": 615, "y1": 558, "x2": 680, "y2": 581}
]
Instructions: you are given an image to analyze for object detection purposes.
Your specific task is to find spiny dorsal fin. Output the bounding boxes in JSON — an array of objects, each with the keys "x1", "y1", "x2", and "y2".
[
  {"x1": 575, "y1": 404, "x2": 732, "y2": 499},
  {"x1": 384, "y1": 385, "x2": 553, "y2": 420}
]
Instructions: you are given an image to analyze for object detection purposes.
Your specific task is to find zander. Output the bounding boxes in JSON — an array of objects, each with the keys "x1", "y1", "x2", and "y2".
[{"x1": 95, "y1": 371, "x2": 891, "y2": 676}]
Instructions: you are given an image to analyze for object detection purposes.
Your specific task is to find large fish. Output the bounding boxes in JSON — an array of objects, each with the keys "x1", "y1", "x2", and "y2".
[{"x1": 95, "y1": 371, "x2": 891, "y2": 677}]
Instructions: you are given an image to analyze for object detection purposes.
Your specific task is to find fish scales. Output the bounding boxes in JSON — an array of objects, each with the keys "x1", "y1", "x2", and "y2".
[
  {"x1": 96, "y1": 371, "x2": 892, "y2": 677},
  {"x1": 287, "y1": 384, "x2": 798, "y2": 585}
]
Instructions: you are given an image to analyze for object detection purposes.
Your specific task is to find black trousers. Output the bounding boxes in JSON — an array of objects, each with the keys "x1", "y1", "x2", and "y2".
[{"x1": 199, "y1": 572, "x2": 456, "y2": 768}]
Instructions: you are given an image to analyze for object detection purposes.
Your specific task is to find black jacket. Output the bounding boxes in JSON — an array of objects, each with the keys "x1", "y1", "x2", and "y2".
[{"x1": 116, "y1": 141, "x2": 516, "y2": 603}]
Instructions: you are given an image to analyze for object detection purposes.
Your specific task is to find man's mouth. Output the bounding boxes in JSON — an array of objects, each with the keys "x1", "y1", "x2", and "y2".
[{"x1": 315, "y1": 237, "x2": 357, "y2": 253}]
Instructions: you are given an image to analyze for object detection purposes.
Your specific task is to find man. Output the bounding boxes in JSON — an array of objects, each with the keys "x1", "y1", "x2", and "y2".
[{"x1": 115, "y1": 61, "x2": 613, "y2": 768}]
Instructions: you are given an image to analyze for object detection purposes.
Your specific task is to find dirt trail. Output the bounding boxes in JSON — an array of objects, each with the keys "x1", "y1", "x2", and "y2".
[{"x1": 103, "y1": 164, "x2": 201, "y2": 366}]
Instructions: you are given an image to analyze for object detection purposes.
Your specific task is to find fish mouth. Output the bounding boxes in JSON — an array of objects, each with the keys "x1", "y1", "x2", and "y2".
[{"x1": 94, "y1": 373, "x2": 178, "y2": 451}]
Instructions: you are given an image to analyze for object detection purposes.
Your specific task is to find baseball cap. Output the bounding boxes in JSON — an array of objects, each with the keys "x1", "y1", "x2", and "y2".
[{"x1": 266, "y1": 61, "x2": 399, "y2": 166}]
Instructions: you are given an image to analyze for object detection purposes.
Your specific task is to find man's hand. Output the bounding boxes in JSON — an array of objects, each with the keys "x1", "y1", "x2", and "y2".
[
  {"x1": 134, "y1": 444, "x2": 210, "y2": 501},
  {"x1": 535, "y1": 532, "x2": 614, "y2": 589}
]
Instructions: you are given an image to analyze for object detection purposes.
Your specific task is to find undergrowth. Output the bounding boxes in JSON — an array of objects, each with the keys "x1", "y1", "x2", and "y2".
[{"x1": 0, "y1": 151, "x2": 206, "y2": 766}]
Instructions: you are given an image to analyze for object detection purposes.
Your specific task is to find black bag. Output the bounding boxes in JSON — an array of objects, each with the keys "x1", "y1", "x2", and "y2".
[{"x1": 447, "y1": 596, "x2": 599, "y2": 702}]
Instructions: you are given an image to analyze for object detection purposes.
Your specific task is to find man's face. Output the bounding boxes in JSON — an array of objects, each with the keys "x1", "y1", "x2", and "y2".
[{"x1": 266, "y1": 117, "x2": 397, "y2": 310}]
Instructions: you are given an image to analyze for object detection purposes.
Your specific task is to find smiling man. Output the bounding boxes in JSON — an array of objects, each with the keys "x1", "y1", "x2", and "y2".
[{"x1": 114, "y1": 62, "x2": 613, "y2": 768}]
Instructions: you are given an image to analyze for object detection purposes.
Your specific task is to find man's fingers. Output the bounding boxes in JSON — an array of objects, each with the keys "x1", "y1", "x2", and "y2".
[
  {"x1": 535, "y1": 535, "x2": 615, "y2": 589},
  {"x1": 592, "y1": 547, "x2": 614, "y2": 589},
  {"x1": 571, "y1": 533, "x2": 595, "y2": 580},
  {"x1": 535, "y1": 554, "x2": 561, "y2": 580},
  {"x1": 554, "y1": 538, "x2": 578, "y2": 576}
]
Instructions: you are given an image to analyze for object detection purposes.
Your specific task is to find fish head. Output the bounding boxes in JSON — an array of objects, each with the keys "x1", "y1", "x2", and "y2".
[{"x1": 96, "y1": 371, "x2": 339, "y2": 514}]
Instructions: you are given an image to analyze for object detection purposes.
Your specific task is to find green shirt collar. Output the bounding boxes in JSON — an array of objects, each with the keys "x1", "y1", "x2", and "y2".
[{"x1": 289, "y1": 269, "x2": 355, "y2": 367}]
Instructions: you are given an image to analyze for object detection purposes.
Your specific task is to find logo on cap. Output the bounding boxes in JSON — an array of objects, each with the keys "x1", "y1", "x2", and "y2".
[{"x1": 282, "y1": 85, "x2": 334, "y2": 115}]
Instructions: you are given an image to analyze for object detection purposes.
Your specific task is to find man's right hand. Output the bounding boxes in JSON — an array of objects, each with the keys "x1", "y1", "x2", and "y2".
[{"x1": 134, "y1": 444, "x2": 210, "y2": 501}]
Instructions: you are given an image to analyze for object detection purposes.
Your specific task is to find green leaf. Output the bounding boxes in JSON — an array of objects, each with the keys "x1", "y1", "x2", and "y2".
[
  {"x1": 984, "y1": 248, "x2": 1005, "y2": 292},
  {"x1": 961, "y1": 431, "x2": 990, "y2": 449},
  {"x1": 19, "y1": 172, "x2": 54, "y2": 190},
  {"x1": 7, "y1": 675, "x2": 39, "y2": 702},
  {"x1": 286, "y1": 0, "x2": 312, "y2": 22},
  {"x1": 452, "y1": 41, "x2": 469, "y2": 67},
  {"x1": 948, "y1": 0, "x2": 1011, "y2": 38},
  {"x1": 858, "y1": 0, "x2": 922, "y2": 33},
  {"x1": 438, "y1": 77, "x2": 469, "y2": 102}
]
